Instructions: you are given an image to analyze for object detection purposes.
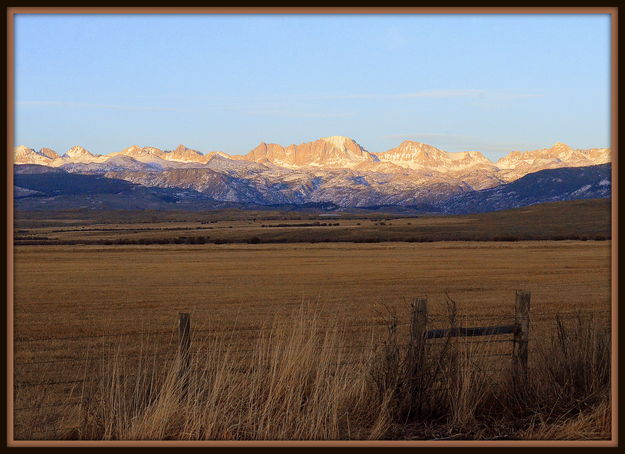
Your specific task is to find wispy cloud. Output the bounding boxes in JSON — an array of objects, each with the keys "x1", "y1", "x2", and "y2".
[
  {"x1": 244, "y1": 109, "x2": 355, "y2": 119},
  {"x1": 17, "y1": 100, "x2": 191, "y2": 113},
  {"x1": 318, "y1": 89, "x2": 487, "y2": 101},
  {"x1": 317, "y1": 89, "x2": 541, "y2": 101}
]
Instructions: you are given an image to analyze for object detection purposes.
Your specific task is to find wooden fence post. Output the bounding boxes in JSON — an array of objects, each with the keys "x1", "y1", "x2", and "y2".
[
  {"x1": 410, "y1": 297, "x2": 428, "y2": 350},
  {"x1": 178, "y1": 312, "x2": 191, "y2": 398},
  {"x1": 513, "y1": 291, "x2": 531, "y2": 385}
]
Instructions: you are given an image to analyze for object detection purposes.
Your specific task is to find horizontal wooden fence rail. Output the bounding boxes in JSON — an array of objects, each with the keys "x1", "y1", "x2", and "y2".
[
  {"x1": 410, "y1": 290, "x2": 531, "y2": 381},
  {"x1": 425, "y1": 325, "x2": 516, "y2": 339}
]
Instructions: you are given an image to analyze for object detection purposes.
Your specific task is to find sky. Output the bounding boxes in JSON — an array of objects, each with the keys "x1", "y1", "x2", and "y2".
[{"x1": 14, "y1": 13, "x2": 611, "y2": 160}]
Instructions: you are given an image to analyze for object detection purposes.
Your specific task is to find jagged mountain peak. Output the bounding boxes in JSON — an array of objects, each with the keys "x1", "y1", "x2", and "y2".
[
  {"x1": 14, "y1": 146, "x2": 53, "y2": 165},
  {"x1": 168, "y1": 144, "x2": 202, "y2": 155},
  {"x1": 13, "y1": 136, "x2": 612, "y2": 212},
  {"x1": 551, "y1": 142, "x2": 572, "y2": 152},
  {"x1": 65, "y1": 145, "x2": 94, "y2": 158},
  {"x1": 494, "y1": 142, "x2": 610, "y2": 179},
  {"x1": 39, "y1": 148, "x2": 60, "y2": 159},
  {"x1": 379, "y1": 141, "x2": 452, "y2": 160},
  {"x1": 121, "y1": 145, "x2": 164, "y2": 157},
  {"x1": 12, "y1": 138, "x2": 612, "y2": 197},
  {"x1": 205, "y1": 152, "x2": 232, "y2": 161},
  {"x1": 320, "y1": 136, "x2": 358, "y2": 149},
  {"x1": 397, "y1": 140, "x2": 444, "y2": 150},
  {"x1": 15, "y1": 145, "x2": 34, "y2": 153},
  {"x1": 375, "y1": 141, "x2": 493, "y2": 172},
  {"x1": 245, "y1": 137, "x2": 375, "y2": 169},
  {"x1": 124, "y1": 145, "x2": 143, "y2": 153},
  {"x1": 159, "y1": 144, "x2": 205, "y2": 163}
]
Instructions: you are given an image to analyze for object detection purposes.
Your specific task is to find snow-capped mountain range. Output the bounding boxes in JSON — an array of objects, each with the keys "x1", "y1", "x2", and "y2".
[{"x1": 13, "y1": 137, "x2": 611, "y2": 209}]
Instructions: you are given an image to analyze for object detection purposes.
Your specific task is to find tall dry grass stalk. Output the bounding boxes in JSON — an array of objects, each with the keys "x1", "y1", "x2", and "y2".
[
  {"x1": 68, "y1": 305, "x2": 390, "y2": 440},
  {"x1": 33, "y1": 303, "x2": 610, "y2": 441},
  {"x1": 367, "y1": 297, "x2": 503, "y2": 437},
  {"x1": 520, "y1": 313, "x2": 611, "y2": 418}
]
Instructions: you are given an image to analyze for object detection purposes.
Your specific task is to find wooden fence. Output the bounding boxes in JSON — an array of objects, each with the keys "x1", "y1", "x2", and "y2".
[
  {"x1": 17, "y1": 289, "x2": 616, "y2": 440},
  {"x1": 175, "y1": 290, "x2": 532, "y2": 389}
]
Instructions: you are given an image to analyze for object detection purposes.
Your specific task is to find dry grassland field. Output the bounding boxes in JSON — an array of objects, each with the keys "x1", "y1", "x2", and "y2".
[
  {"x1": 15, "y1": 241, "x2": 611, "y2": 338},
  {"x1": 14, "y1": 199, "x2": 612, "y2": 245},
  {"x1": 12, "y1": 199, "x2": 613, "y2": 440}
]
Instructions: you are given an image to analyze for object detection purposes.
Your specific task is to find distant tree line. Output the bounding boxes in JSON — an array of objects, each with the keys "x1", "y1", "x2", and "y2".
[{"x1": 14, "y1": 233, "x2": 609, "y2": 246}]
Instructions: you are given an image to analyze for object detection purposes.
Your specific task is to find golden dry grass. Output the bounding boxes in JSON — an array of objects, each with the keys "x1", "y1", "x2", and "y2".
[
  {"x1": 12, "y1": 239, "x2": 612, "y2": 440},
  {"x1": 518, "y1": 400, "x2": 611, "y2": 440},
  {"x1": 13, "y1": 302, "x2": 611, "y2": 441}
]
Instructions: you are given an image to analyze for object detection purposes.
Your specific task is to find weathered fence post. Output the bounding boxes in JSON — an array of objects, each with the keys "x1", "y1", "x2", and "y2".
[
  {"x1": 513, "y1": 290, "x2": 531, "y2": 385},
  {"x1": 178, "y1": 312, "x2": 191, "y2": 398},
  {"x1": 406, "y1": 297, "x2": 428, "y2": 417},
  {"x1": 410, "y1": 297, "x2": 428, "y2": 353}
]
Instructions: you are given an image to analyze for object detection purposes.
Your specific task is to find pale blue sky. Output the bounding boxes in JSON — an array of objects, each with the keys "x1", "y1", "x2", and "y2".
[{"x1": 14, "y1": 13, "x2": 611, "y2": 159}]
